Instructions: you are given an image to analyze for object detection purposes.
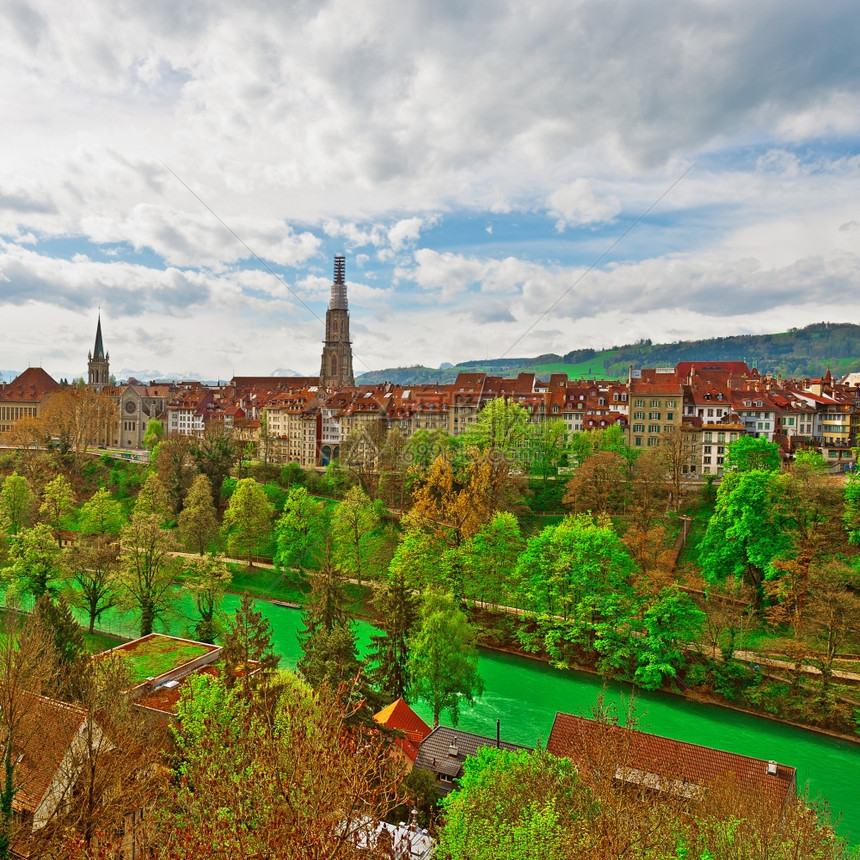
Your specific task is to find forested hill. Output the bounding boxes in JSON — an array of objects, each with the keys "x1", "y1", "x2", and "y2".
[{"x1": 356, "y1": 322, "x2": 860, "y2": 384}]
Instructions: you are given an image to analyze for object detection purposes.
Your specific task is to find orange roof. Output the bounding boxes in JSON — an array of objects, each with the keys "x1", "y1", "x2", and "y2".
[{"x1": 373, "y1": 699, "x2": 432, "y2": 761}]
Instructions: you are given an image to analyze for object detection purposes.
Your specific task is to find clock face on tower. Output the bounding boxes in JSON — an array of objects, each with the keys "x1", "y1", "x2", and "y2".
[{"x1": 125, "y1": 401, "x2": 136, "y2": 414}]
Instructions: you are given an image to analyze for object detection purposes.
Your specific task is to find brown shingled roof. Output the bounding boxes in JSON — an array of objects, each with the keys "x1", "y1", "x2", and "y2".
[{"x1": 546, "y1": 713, "x2": 796, "y2": 810}]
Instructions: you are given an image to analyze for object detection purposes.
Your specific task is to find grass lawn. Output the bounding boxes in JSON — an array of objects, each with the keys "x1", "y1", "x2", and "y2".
[
  {"x1": 112, "y1": 636, "x2": 214, "y2": 685},
  {"x1": 227, "y1": 565, "x2": 309, "y2": 603},
  {"x1": 83, "y1": 629, "x2": 126, "y2": 654}
]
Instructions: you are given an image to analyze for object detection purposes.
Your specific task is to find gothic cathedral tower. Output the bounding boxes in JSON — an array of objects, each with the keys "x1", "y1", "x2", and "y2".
[
  {"x1": 319, "y1": 253, "x2": 355, "y2": 388},
  {"x1": 87, "y1": 314, "x2": 110, "y2": 392}
]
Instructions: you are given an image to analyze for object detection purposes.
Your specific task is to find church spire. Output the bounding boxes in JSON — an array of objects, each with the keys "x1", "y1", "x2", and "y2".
[
  {"x1": 93, "y1": 314, "x2": 105, "y2": 360},
  {"x1": 88, "y1": 313, "x2": 110, "y2": 393},
  {"x1": 319, "y1": 253, "x2": 354, "y2": 388}
]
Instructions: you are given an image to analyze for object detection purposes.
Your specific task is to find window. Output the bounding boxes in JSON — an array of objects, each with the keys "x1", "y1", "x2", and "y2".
[
  {"x1": 632, "y1": 424, "x2": 645, "y2": 433},
  {"x1": 647, "y1": 437, "x2": 658, "y2": 446},
  {"x1": 704, "y1": 456, "x2": 712, "y2": 464},
  {"x1": 704, "y1": 446, "x2": 712, "y2": 454},
  {"x1": 650, "y1": 400, "x2": 660, "y2": 408},
  {"x1": 704, "y1": 431, "x2": 712, "y2": 443},
  {"x1": 717, "y1": 432, "x2": 725, "y2": 443},
  {"x1": 649, "y1": 412, "x2": 661, "y2": 420},
  {"x1": 649, "y1": 424, "x2": 661, "y2": 433},
  {"x1": 707, "y1": 408, "x2": 714, "y2": 417},
  {"x1": 716, "y1": 456, "x2": 724, "y2": 465},
  {"x1": 717, "y1": 446, "x2": 725, "y2": 455},
  {"x1": 635, "y1": 399, "x2": 645, "y2": 408},
  {"x1": 634, "y1": 411, "x2": 645, "y2": 419},
  {"x1": 634, "y1": 436, "x2": 642, "y2": 446},
  {"x1": 666, "y1": 412, "x2": 674, "y2": 421}
]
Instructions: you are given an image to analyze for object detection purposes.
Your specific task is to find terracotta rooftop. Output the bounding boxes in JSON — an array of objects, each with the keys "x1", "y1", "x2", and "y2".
[
  {"x1": 373, "y1": 699, "x2": 432, "y2": 761},
  {"x1": 547, "y1": 713, "x2": 796, "y2": 809},
  {"x1": 0, "y1": 367, "x2": 60, "y2": 403}
]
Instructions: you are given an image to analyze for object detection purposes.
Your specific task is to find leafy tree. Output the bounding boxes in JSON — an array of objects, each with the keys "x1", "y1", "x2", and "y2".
[
  {"x1": 408, "y1": 589, "x2": 483, "y2": 727},
  {"x1": 189, "y1": 422, "x2": 239, "y2": 506},
  {"x1": 633, "y1": 587, "x2": 704, "y2": 690},
  {"x1": 461, "y1": 511, "x2": 524, "y2": 609},
  {"x1": 39, "y1": 473, "x2": 76, "y2": 546},
  {"x1": 153, "y1": 673, "x2": 404, "y2": 859},
  {"x1": 465, "y1": 396, "x2": 532, "y2": 472},
  {"x1": 177, "y1": 474, "x2": 218, "y2": 555},
  {"x1": 568, "y1": 424, "x2": 631, "y2": 468},
  {"x1": 0, "y1": 472, "x2": 34, "y2": 537},
  {"x1": 659, "y1": 426, "x2": 699, "y2": 511},
  {"x1": 39, "y1": 385, "x2": 116, "y2": 462},
  {"x1": 698, "y1": 469, "x2": 789, "y2": 608},
  {"x1": 8, "y1": 523, "x2": 62, "y2": 599},
  {"x1": 438, "y1": 747, "x2": 586, "y2": 860},
  {"x1": 386, "y1": 521, "x2": 446, "y2": 593},
  {"x1": 331, "y1": 485, "x2": 381, "y2": 586},
  {"x1": 64, "y1": 534, "x2": 120, "y2": 634},
  {"x1": 273, "y1": 486, "x2": 328, "y2": 572},
  {"x1": 723, "y1": 435, "x2": 781, "y2": 472},
  {"x1": 563, "y1": 450, "x2": 628, "y2": 516},
  {"x1": 221, "y1": 477, "x2": 273, "y2": 567},
  {"x1": 117, "y1": 511, "x2": 177, "y2": 636},
  {"x1": 142, "y1": 418, "x2": 164, "y2": 451},
  {"x1": 528, "y1": 418, "x2": 569, "y2": 480},
  {"x1": 77, "y1": 487, "x2": 125, "y2": 536},
  {"x1": 221, "y1": 594, "x2": 279, "y2": 688},
  {"x1": 184, "y1": 555, "x2": 231, "y2": 643},
  {"x1": 152, "y1": 435, "x2": 193, "y2": 514},
  {"x1": 134, "y1": 472, "x2": 171, "y2": 522}
]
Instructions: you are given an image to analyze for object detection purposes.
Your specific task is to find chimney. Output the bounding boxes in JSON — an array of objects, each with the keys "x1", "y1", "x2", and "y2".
[
  {"x1": 767, "y1": 760, "x2": 778, "y2": 776},
  {"x1": 448, "y1": 737, "x2": 459, "y2": 757}
]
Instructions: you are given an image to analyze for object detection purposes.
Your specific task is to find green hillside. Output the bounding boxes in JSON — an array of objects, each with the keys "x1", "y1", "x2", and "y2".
[{"x1": 356, "y1": 322, "x2": 860, "y2": 385}]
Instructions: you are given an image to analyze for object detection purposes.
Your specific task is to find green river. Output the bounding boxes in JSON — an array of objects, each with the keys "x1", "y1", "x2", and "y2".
[{"x1": 15, "y1": 590, "x2": 860, "y2": 842}]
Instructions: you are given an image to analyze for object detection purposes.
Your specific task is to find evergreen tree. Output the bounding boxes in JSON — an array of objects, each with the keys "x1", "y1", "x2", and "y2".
[
  {"x1": 367, "y1": 563, "x2": 419, "y2": 701},
  {"x1": 31, "y1": 593, "x2": 87, "y2": 699},
  {"x1": 221, "y1": 594, "x2": 279, "y2": 688}
]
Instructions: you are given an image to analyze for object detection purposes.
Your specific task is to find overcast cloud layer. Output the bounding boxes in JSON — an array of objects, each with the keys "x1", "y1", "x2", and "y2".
[{"x1": 2, "y1": 0, "x2": 859, "y2": 380}]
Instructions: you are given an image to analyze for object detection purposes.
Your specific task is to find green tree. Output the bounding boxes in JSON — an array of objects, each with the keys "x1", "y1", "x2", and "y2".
[
  {"x1": 461, "y1": 511, "x2": 524, "y2": 609},
  {"x1": 77, "y1": 487, "x2": 125, "y2": 536},
  {"x1": 134, "y1": 472, "x2": 171, "y2": 522},
  {"x1": 408, "y1": 589, "x2": 483, "y2": 727},
  {"x1": 528, "y1": 418, "x2": 569, "y2": 480},
  {"x1": 633, "y1": 587, "x2": 704, "y2": 690},
  {"x1": 39, "y1": 474, "x2": 76, "y2": 546},
  {"x1": 184, "y1": 555, "x2": 231, "y2": 644},
  {"x1": 189, "y1": 422, "x2": 239, "y2": 506},
  {"x1": 568, "y1": 424, "x2": 632, "y2": 468},
  {"x1": 8, "y1": 523, "x2": 62, "y2": 599},
  {"x1": 221, "y1": 594, "x2": 279, "y2": 688},
  {"x1": 152, "y1": 435, "x2": 193, "y2": 514},
  {"x1": 331, "y1": 485, "x2": 381, "y2": 586},
  {"x1": 117, "y1": 511, "x2": 177, "y2": 636},
  {"x1": 367, "y1": 562, "x2": 419, "y2": 702},
  {"x1": 31, "y1": 593, "x2": 87, "y2": 699},
  {"x1": 723, "y1": 435, "x2": 781, "y2": 472},
  {"x1": 465, "y1": 396, "x2": 532, "y2": 470},
  {"x1": 563, "y1": 450, "x2": 628, "y2": 516},
  {"x1": 64, "y1": 534, "x2": 120, "y2": 634},
  {"x1": 0, "y1": 472, "x2": 34, "y2": 537},
  {"x1": 221, "y1": 478, "x2": 273, "y2": 567},
  {"x1": 698, "y1": 469, "x2": 789, "y2": 608},
  {"x1": 142, "y1": 418, "x2": 164, "y2": 452},
  {"x1": 177, "y1": 474, "x2": 219, "y2": 556},
  {"x1": 438, "y1": 747, "x2": 586, "y2": 860},
  {"x1": 273, "y1": 486, "x2": 328, "y2": 572}
]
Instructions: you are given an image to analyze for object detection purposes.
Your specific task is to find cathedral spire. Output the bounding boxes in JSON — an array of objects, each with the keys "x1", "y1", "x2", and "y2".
[
  {"x1": 93, "y1": 314, "x2": 105, "y2": 360},
  {"x1": 88, "y1": 313, "x2": 110, "y2": 393},
  {"x1": 319, "y1": 253, "x2": 354, "y2": 388}
]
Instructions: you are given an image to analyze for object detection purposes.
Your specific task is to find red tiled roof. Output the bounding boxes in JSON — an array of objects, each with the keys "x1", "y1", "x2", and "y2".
[
  {"x1": 547, "y1": 713, "x2": 796, "y2": 809},
  {"x1": 7, "y1": 691, "x2": 88, "y2": 815},
  {"x1": 0, "y1": 368, "x2": 60, "y2": 403},
  {"x1": 373, "y1": 699, "x2": 432, "y2": 761}
]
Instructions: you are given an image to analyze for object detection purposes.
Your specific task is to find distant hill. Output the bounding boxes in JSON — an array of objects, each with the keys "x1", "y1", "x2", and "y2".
[{"x1": 355, "y1": 322, "x2": 860, "y2": 385}]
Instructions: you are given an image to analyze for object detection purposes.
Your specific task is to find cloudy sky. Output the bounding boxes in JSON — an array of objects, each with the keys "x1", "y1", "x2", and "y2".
[{"x1": 2, "y1": 0, "x2": 859, "y2": 381}]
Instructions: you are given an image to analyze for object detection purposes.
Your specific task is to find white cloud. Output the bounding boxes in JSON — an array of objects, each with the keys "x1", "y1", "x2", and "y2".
[{"x1": 547, "y1": 179, "x2": 621, "y2": 230}]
